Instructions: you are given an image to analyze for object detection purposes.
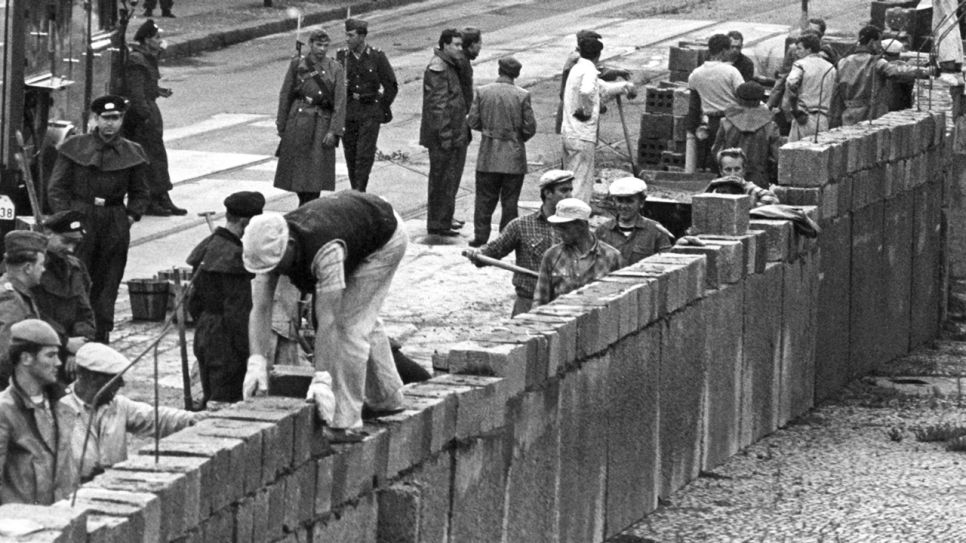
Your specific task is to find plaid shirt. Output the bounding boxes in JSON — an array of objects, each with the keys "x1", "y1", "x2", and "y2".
[
  {"x1": 596, "y1": 215, "x2": 673, "y2": 266},
  {"x1": 480, "y1": 209, "x2": 558, "y2": 299},
  {"x1": 533, "y1": 236, "x2": 623, "y2": 306}
]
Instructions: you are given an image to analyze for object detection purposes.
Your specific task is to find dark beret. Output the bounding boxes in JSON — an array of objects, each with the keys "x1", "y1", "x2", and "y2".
[
  {"x1": 576, "y1": 29, "x2": 602, "y2": 41},
  {"x1": 498, "y1": 56, "x2": 522, "y2": 78},
  {"x1": 90, "y1": 94, "x2": 128, "y2": 115},
  {"x1": 133, "y1": 19, "x2": 160, "y2": 43},
  {"x1": 43, "y1": 210, "x2": 86, "y2": 237},
  {"x1": 4, "y1": 230, "x2": 47, "y2": 255},
  {"x1": 345, "y1": 18, "x2": 368, "y2": 33},
  {"x1": 736, "y1": 81, "x2": 765, "y2": 103},
  {"x1": 224, "y1": 191, "x2": 266, "y2": 218}
]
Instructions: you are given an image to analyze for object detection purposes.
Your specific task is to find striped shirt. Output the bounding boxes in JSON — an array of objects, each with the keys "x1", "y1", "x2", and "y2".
[{"x1": 533, "y1": 236, "x2": 623, "y2": 306}]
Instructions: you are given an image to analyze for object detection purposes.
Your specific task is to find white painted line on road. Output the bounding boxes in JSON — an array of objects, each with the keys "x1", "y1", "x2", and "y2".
[
  {"x1": 164, "y1": 113, "x2": 270, "y2": 143},
  {"x1": 167, "y1": 149, "x2": 272, "y2": 184}
]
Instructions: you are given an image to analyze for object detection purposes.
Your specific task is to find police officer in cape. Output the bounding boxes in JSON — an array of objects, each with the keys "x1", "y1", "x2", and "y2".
[
  {"x1": 185, "y1": 191, "x2": 265, "y2": 406},
  {"x1": 336, "y1": 18, "x2": 399, "y2": 193},
  {"x1": 48, "y1": 94, "x2": 151, "y2": 345}
]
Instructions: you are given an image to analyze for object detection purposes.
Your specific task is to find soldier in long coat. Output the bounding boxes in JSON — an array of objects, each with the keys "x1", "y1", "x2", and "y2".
[
  {"x1": 186, "y1": 192, "x2": 265, "y2": 405},
  {"x1": 275, "y1": 29, "x2": 347, "y2": 207}
]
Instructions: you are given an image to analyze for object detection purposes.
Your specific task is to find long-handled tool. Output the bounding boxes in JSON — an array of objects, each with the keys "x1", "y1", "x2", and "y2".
[
  {"x1": 198, "y1": 211, "x2": 216, "y2": 233},
  {"x1": 462, "y1": 250, "x2": 539, "y2": 278},
  {"x1": 172, "y1": 270, "x2": 193, "y2": 410},
  {"x1": 615, "y1": 95, "x2": 637, "y2": 174},
  {"x1": 14, "y1": 131, "x2": 44, "y2": 230}
]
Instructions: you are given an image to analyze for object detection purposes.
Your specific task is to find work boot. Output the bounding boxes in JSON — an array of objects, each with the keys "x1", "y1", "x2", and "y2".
[
  {"x1": 161, "y1": 10, "x2": 176, "y2": 17},
  {"x1": 144, "y1": 202, "x2": 172, "y2": 216},
  {"x1": 159, "y1": 193, "x2": 188, "y2": 215}
]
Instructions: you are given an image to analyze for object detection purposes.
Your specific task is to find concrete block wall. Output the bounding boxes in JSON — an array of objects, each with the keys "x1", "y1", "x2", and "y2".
[{"x1": 2, "y1": 112, "x2": 947, "y2": 542}]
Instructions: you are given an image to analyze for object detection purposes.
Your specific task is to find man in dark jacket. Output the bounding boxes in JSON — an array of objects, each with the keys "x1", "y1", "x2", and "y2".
[
  {"x1": 712, "y1": 81, "x2": 781, "y2": 189},
  {"x1": 123, "y1": 20, "x2": 186, "y2": 217},
  {"x1": 47, "y1": 95, "x2": 151, "y2": 344},
  {"x1": 186, "y1": 191, "x2": 265, "y2": 406},
  {"x1": 467, "y1": 56, "x2": 537, "y2": 247},
  {"x1": 420, "y1": 29, "x2": 468, "y2": 237},
  {"x1": 0, "y1": 232, "x2": 48, "y2": 387}
]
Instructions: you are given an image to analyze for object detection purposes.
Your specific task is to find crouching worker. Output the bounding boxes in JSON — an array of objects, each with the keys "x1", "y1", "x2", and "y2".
[
  {"x1": 596, "y1": 177, "x2": 673, "y2": 266},
  {"x1": 0, "y1": 320, "x2": 76, "y2": 504},
  {"x1": 63, "y1": 343, "x2": 202, "y2": 482},
  {"x1": 242, "y1": 192, "x2": 407, "y2": 443},
  {"x1": 705, "y1": 148, "x2": 780, "y2": 207}
]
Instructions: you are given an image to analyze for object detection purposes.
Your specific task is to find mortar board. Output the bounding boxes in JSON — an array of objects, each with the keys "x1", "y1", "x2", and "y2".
[
  {"x1": 43, "y1": 210, "x2": 86, "y2": 238},
  {"x1": 538, "y1": 169, "x2": 575, "y2": 189},
  {"x1": 224, "y1": 191, "x2": 266, "y2": 218},
  {"x1": 90, "y1": 95, "x2": 128, "y2": 115},
  {"x1": 345, "y1": 18, "x2": 368, "y2": 34},
  {"x1": 10, "y1": 319, "x2": 61, "y2": 348},
  {"x1": 75, "y1": 342, "x2": 129, "y2": 374},
  {"x1": 498, "y1": 56, "x2": 522, "y2": 78},
  {"x1": 4, "y1": 230, "x2": 47, "y2": 255},
  {"x1": 134, "y1": 19, "x2": 161, "y2": 43}
]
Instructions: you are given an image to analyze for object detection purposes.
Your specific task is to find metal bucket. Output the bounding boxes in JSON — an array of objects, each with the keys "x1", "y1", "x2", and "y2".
[{"x1": 127, "y1": 279, "x2": 169, "y2": 321}]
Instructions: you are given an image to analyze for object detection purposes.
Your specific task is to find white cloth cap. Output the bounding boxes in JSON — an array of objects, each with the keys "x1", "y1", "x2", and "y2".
[
  {"x1": 242, "y1": 213, "x2": 290, "y2": 274},
  {"x1": 75, "y1": 343, "x2": 128, "y2": 374},
  {"x1": 538, "y1": 169, "x2": 576, "y2": 189},
  {"x1": 548, "y1": 198, "x2": 592, "y2": 223},
  {"x1": 881, "y1": 39, "x2": 904, "y2": 55},
  {"x1": 608, "y1": 176, "x2": 648, "y2": 196}
]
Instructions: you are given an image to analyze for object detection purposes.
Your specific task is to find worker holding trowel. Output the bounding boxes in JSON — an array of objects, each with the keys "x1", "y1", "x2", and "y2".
[
  {"x1": 465, "y1": 170, "x2": 573, "y2": 316},
  {"x1": 241, "y1": 192, "x2": 407, "y2": 444}
]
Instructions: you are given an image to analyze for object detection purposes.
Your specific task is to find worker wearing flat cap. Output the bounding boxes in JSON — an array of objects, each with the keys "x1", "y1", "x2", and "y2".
[
  {"x1": 0, "y1": 231, "x2": 50, "y2": 387},
  {"x1": 466, "y1": 169, "x2": 573, "y2": 315},
  {"x1": 124, "y1": 20, "x2": 186, "y2": 217},
  {"x1": 0, "y1": 319, "x2": 77, "y2": 505},
  {"x1": 48, "y1": 95, "x2": 151, "y2": 345},
  {"x1": 711, "y1": 80, "x2": 781, "y2": 190},
  {"x1": 185, "y1": 191, "x2": 266, "y2": 406},
  {"x1": 533, "y1": 198, "x2": 622, "y2": 306},
  {"x1": 241, "y1": 192, "x2": 407, "y2": 443},
  {"x1": 596, "y1": 177, "x2": 673, "y2": 266},
  {"x1": 62, "y1": 343, "x2": 201, "y2": 482},
  {"x1": 466, "y1": 56, "x2": 536, "y2": 248},
  {"x1": 336, "y1": 18, "x2": 399, "y2": 192},
  {"x1": 33, "y1": 211, "x2": 96, "y2": 360}
]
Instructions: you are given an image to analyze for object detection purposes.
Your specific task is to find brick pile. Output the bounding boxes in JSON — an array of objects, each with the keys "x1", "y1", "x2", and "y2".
[{"x1": 639, "y1": 85, "x2": 690, "y2": 170}]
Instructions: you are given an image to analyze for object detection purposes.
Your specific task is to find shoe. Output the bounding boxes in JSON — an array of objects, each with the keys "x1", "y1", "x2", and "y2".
[
  {"x1": 468, "y1": 238, "x2": 487, "y2": 248},
  {"x1": 144, "y1": 202, "x2": 172, "y2": 216},
  {"x1": 325, "y1": 428, "x2": 368, "y2": 444},
  {"x1": 161, "y1": 10, "x2": 176, "y2": 17},
  {"x1": 427, "y1": 228, "x2": 460, "y2": 237},
  {"x1": 159, "y1": 193, "x2": 188, "y2": 215},
  {"x1": 451, "y1": 219, "x2": 465, "y2": 229},
  {"x1": 143, "y1": 9, "x2": 153, "y2": 16},
  {"x1": 361, "y1": 405, "x2": 405, "y2": 419}
]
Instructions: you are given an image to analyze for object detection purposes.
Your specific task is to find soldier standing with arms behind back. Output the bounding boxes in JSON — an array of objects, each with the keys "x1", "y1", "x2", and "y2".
[
  {"x1": 337, "y1": 19, "x2": 398, "y2": 193},
  {"x1": 48, "y1": 95, "x2": 151, "y2": 345}
]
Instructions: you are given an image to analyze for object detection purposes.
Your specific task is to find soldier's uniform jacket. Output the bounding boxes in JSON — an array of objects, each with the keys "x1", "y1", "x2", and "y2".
[
  {"x1": 0, "y1": 380, "x2": 76, "y2": 505},
  {"x1": 33, "y1": 251, "x2": 95, "y2": 340},
  {"x1": 335, "y1": 46, "x2": 398, "y2": 121},
  {"x1": 0, "y1": 274, "x2": 41, "y2": 385}
]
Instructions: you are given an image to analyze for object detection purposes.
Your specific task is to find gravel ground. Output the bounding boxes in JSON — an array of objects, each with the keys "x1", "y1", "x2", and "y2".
[{"x1": 617, "y1": 343, "x2": 966, "y2": 542}]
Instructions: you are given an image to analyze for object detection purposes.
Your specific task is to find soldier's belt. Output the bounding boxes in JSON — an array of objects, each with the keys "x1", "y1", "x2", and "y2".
[
  {"x1": 91, "y1": 197, "x2": 125, "y2": 207},
  {"x1": 349, "y1": 93, "x2": 379, "y2": 104}
]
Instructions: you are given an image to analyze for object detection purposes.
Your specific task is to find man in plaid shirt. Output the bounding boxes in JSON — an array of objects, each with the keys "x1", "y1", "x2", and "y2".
[
  {"x1": 534, "y1": 198, "x2": 623, "y2": 306},
  {"x1": 466, "y1": 170, "x2": 574, "y2": 315}
]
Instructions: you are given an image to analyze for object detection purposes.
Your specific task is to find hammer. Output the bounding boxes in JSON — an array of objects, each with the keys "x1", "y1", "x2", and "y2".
[{"x1": 198, "y1": 211, "x2": 216, "y2": 233}]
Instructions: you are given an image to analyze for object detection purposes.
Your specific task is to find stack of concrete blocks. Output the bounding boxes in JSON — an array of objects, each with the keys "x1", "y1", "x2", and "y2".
[
  {"x1": 640, "y1": 85, "x2": 690, "y2": 170},
  {"x1": 667, "y1": 41, "x2": 706, "y2": 82},
  {"x1": 772, "y1": 109, "x2": 947, "y2": 401},
  {"x1": 3, "y1": 112, "x2": 949, "y2": 543}
]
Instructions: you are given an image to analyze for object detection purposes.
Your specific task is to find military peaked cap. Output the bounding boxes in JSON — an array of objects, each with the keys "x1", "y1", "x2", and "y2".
[
  {"x1": 134, "y1": 19, "x2": 161, "y2": 42},
  {"x1": 345, "y1": 18, "x2": 368, "y2": 33},
  {"x1": 90, "y1": 94, "x2": 128, "y2": 115},
  {"x1": 224, "y1": 191, "x2": 266, "y2": 218},
  {"x1": 43, "y1": 210, "x2": 86, "y2": 237},
  {"x1": 4, "y1": 230, "x2": 47, "y2": 254}
]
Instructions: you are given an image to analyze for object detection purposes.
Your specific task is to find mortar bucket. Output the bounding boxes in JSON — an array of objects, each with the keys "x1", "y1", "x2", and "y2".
[{"x1": 127, "y1": 279, "x2": 169, "y2": 321}]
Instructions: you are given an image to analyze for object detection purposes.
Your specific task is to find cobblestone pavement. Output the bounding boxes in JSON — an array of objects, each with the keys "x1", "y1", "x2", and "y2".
[{"x1": 617, "y1": 342, "x2": 966, "y2": 543}]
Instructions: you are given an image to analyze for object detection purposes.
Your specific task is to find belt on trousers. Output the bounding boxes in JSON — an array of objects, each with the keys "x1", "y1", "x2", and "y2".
[{"x1": 91, "y1": 197, "x2": 125, "y2": 207}]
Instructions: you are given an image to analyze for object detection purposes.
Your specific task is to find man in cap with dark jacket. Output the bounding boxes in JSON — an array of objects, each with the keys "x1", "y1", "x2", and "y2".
[
  {"x1": 336, "y1": 18, "x2": 398, "y2": 193},
  {"x1": 34, "y1": 210, "x2": 95, "y2": 357},
  {"x1": 123, "y1": 20, "x2": 185, "y2": 217},
  {"x1": 186, "y1": 191, "x2": 265, "y2": 406},
  {"x1": 0, "y1": 231, "x2": 49, "y2": 387},
  {"x1": 0, "y1": 319, "x2": 76, "y2": 504},
  {"x1": 711, "y1": 81, "x2": 781, "y2": 189},
  {"x1": 467, "y1": 56, "x2": 536, "y2": 247},
  {"x1": 48, "y1": 94, "x2": 151, "y2": 344}
]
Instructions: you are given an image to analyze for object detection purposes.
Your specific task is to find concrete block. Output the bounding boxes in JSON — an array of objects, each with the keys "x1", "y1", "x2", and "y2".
[
  {"x1": 545, "y1": 301, "x2": 619, "y2": 360},
  {"x1": 659, "y1": 304, "x2": 707, "y2": 497},
  {"x1": 610, "y1": 269, "x2": 668, "y2": 321},
  {"x1": 402, "y1": 383, "x2": 458, "y2": 453},
  {"x1": 210, "y1": 402, "x2": 296, "y2": 485},
  {"x1": 511, "y1": 312, "x2": 578, "y2": 375},
  {"x1": 136, "y1": 435, "x2": 243, "y2": 513},
  {"x1": 604, "y1": 327, "x2": 661, "y2": 537},
  {"x1": 644, "y1": 253, "x2": 707, "y2": 308},
  {"x1": 599, "y1": 274, "x2": 663, "y2": 328},
  {"x1": 691, "y1": 193, "x2": 751, "y2": 236},
  {"x1": 285, "y1": 460, "x2": 316, "y2": 530},
  {"x1": 377, "y1": 483, "x2": 420, "y2": 543},
  {"x1": 562, "y1": 280, "x2": 641, "y2": 340},
  {"x1": 187, "y1": 417, "x2": 273, "y2": 496},
  {"x1": 0, "y1": 504, "x2": 87, "y2": 543},
  {"x1": 672, "y1": 238, "x2": 743, "y2": 288},
  {"x1": 202, "y1": 505, "x2": 233, "y2": 543},
  {"x1": 372, "y1": 395, "x2": 434, "y2": 479},
  {"x1": 312, "y1": 493, "x2": 378, "y2": 543},
  {"x1": 315, "y1": 453, "x2": 334, "y2": 516},
  {"x1": 504, "y1": 383, "x2": 561, "y2": 543},
  {"x1": 875, "y1": 122, "x2": 892, "y2": 163},
  {"x1": 741, "y1": 263, "x2": 783, "y2": 446},
  {"x1": 89, "y1": 469, "x2": 194, "y2": 540},
  {"x1": 266, "y1": 478, "x2": 286, "y2": 540},
  {"x1": 702, "y1": 285, "x2": 744, "y2": 470},
  {"x1": 448, "y1": 340, "x2": 528, "y2": 397},
  {"x1": 557, "y1": 355, "x2": 609, "y2": 543},
  {"x1": 667, "y1": 46, "x2": 705, "y2": 73},
  {"x1": 778, "y1": 141, "x2": 832, "y2": 186},
  {"x1": 780, "y1": 250, "x2": 819, "y2": 423},
  {"x1": 480, "y1": 323, "x2": 555, "y2": 388},
  {"x1": 62, "y1": 487, "x2": 160, "y2": 543},
  {"x1": 837, "y1": 175, "x2": 853, "y2": 214},
  {"x1": 250, "y1": 488, "x2": 271, "y2": 543},
  {"x1": 268, "y1": 364, "x2": 314, "y2": 398},
  {"x1": 849, "y1": 202, "x2": 886, "y2": 377},
  {"x1": 881, "y1": 192, "x2": 913, "y2": 362},
  {"x1": 640, "y1": 113, "x2": 674, "y2": 140},
  {"x1": 400, "y1": 451, "x2": 453, "y2": 543},
  {"x1": 813, "y1": 218, "x2": 852, "y2": 402},
  {"x1": 450, "y1": 434, "x2": 508, "y2": 543},
  {"x1": 427, "y1": 374, "x2": 507, "y2": 439},
  {"x1": 330, "y1": 426, "x2": 388, "y2": 506},
  {"x1": 669, "y1": 245, "x2": 720, "y2": 289},
  {"x1": 772, "y1": 186, "x2": 821, "y2": 207},
  {"x1": 748, "y1": 219, "x2": 793, "y2": 262},
  {"x1": 910, "y1": 181, "x2": 943, "y2": 348},
  {"x1": 112, "y1": 456, "x2": 207, "y2": 520},
  {"x1": 86, "y1": 514, "x2": 135, "y2": 543},
  {"x1": 700, "y1": 233, "x2": 766, "y2": 276},
  {"x1": 234, "y1": 496, "x2": 255, "y2": 543}
]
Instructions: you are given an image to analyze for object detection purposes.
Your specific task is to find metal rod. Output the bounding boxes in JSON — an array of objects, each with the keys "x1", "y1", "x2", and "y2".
[
  {"x1": 615, "y1": 95, "x2": 637, "y2": 174},
  {"x1": 174, "y1": 270, "x2": 192, "y2": 410},
  {"x1": 462, "y1": 250, "x2": 539, "y2": 277}
]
